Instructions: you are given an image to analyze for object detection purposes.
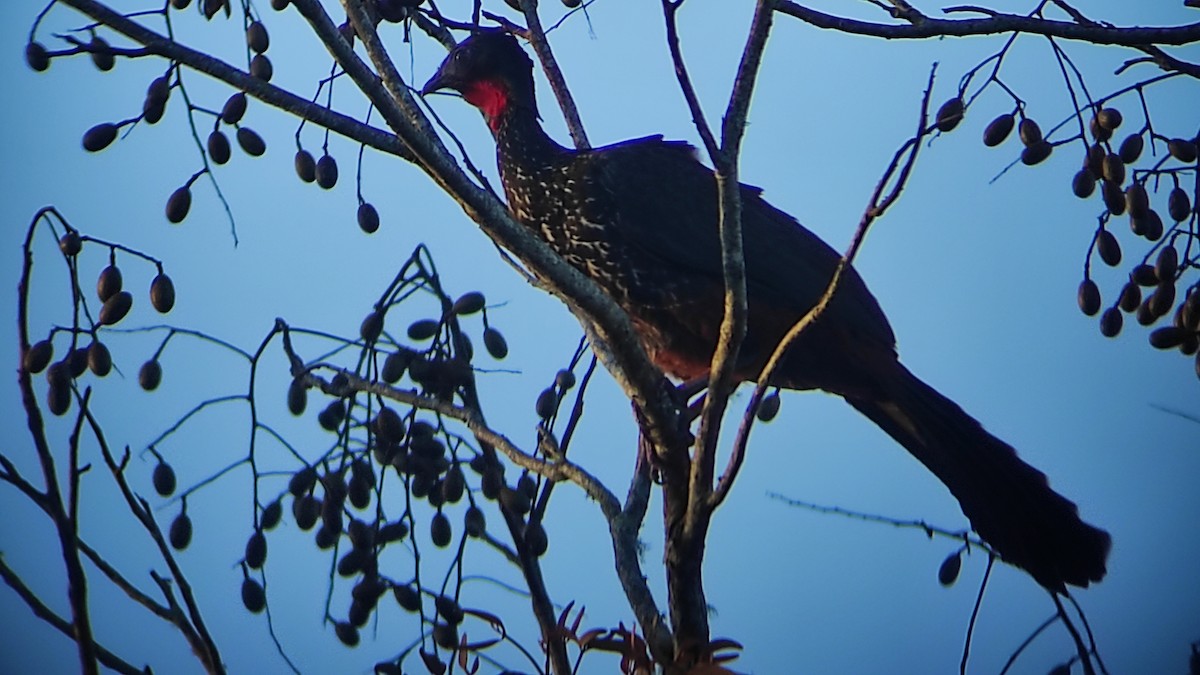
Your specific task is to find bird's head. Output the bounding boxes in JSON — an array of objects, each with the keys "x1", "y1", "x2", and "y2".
[{"x1": 421, "y1": 30, "x2": 537, "y2": 128}]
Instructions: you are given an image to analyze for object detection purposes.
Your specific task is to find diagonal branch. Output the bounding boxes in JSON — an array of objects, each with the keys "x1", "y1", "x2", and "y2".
[
  {"x1": 517, "y1": 0, "x2": 590, "y2": 149},
  {"x1": 76, "y1": 540, "x2": 176, "y2": 623},
  {"x1": 661, "y1": 0, "x2": 719, "y2": 160},
  {"x1": 330, "y1": 0, "x2": 684, "y2": 456},
  {"x1": 59, "y1": 0, "x2": 414, "y2": 160},
  {"x1": 58, "y1": 0, "x2": 681, "y2": 457},
  {"x1": 713, "y1": 65, "x2": 938, "y2": 507},
  {"x1": 300, "y1": 364, "x2": 620, "y2": 513},
  {"x1": 75, "y1": 402, "x2": 225, "y2": 674},
  {"x1": 0, "y1": 556, "x2": 145, "y2": 675}
]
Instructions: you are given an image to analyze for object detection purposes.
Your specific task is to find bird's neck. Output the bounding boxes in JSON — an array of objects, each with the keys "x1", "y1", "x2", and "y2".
[
  {"x1": 461, "y1": 75, "x2": 558, "y2": 155},
  {"x1": 495, "y1": 110, "x2": 563, "y2": 158},
  {"x1": 488, "y1": 90, "x2": 568, "y2": 175}
]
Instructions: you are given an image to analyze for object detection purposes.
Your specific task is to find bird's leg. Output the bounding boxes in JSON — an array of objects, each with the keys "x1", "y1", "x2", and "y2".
[
  {"x1": 642, "y1": 375, "x2": 702, "y2": 435},
  {"x1": 675, "y1": 375, "x2": 710, "y2": 423},
  {"x1": 632, "y1": 377, "x2": 701, "y2": 483},
  {"x1": 676, "y1": 375, "x2": 709, "y2": 402}
]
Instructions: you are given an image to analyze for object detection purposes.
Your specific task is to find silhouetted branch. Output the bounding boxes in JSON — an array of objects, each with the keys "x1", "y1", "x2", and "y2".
[
  {"x1": 59, "y1": 0, "x2": 414, "y2": 160},
  {"x1": 304, "y1": 366, "x2": 621, "y2": 514},
  {"x1": 78, "y1": 398, "x2": 224, "y2": 673},
  {"x1": 960, "y1": 555, "x2": 995, "y2": 674},
  {"x1": 997, "y1": 614, "x2": 1060, "y2": 675},
  {"x1": 660, "y1": 1, "x2": 777, "y2": 663},
  {"x1": 661, "y1": 0, "x2": 719, "y2": 159},
  {"x1": 1052, "y1": 592, "x2": 1097, "y2": 675},
  {"x1": 739, "y1": 65, "x2": 935, "y2": 486},
  {"x1": 767, "y1": 492, "x2": 986, "y2": 546},
  {"x1": 517, "y1": 0, "x2": 590, "y2": 149},
  {"x1": 76, "y1": 540, "x2": 174, "y2": 624},
  {"x1": 775, "y1": 1, "x2": 1200, "y2": 50},
  {"x1": 1065, "y1": 593, "x2": 1110, "y2": 675},
  {"x1": 0, "y1": 557, "x2": 144, "y2": 675},
  {"x1": 17, "y1": 207, "x2": 99, "y2": 675}
]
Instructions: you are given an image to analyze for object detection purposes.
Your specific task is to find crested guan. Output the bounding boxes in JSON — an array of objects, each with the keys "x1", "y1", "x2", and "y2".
[{"x1": 422, "y1": 30, "x2": 1110, "y2": 592}]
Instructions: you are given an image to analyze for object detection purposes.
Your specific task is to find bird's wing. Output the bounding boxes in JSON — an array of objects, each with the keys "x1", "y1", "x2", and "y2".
[{"x1": 586, "y1": 137, "x2": 896, "y2": 349}]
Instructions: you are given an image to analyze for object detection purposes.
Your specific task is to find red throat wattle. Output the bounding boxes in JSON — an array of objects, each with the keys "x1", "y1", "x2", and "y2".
[{"x1": 462, "y1": 80, "x2": 510, "y2": 129}]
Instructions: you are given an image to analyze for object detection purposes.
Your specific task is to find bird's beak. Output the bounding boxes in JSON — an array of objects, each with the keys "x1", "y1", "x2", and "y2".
[
  {"x1": 420, "y1": 58, "x2": 456, "y2": 96},
  {"x1": 420, "y1": 71, "x2": 447, "y2": 96}
]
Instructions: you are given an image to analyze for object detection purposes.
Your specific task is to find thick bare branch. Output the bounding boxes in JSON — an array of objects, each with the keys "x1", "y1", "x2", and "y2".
[
  {"x1": 332, "y1": 1, "x2": 684, "y2": 459},
  {"x1": 692, "y1": 0, "x2": 774, "y2": 506}
]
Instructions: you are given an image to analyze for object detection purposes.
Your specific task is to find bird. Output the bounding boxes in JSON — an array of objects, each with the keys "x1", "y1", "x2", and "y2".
[{"x1": 421, "y1": 29, "x2": 1111, "y2": 592}]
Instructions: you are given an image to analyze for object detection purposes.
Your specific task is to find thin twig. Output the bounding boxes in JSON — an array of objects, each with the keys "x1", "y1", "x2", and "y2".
[
  {"x1": 767, "y1": 492, "x2": 987, "y2": 547},
  {"x1": 76, "y1": 540, "x2": 174, "y2": 624},
  {"x1": 960, "y1": 554, "x2": 994, "y2": 674},
  {"x1": 997, "y1": 614, "x2": 1060, "y2": 675},
  {"x1": 661, "y1": 0, "x2": 719, "y2": 159},
  {"x1": 303, "y1": 366, "x2": 622, "y2": 515},
  {"x1": 1053, "y1": 592, "x2": 1097, "y2": 675},
  {"x1": 77, "y1": 404, "x2": 225, "y2": 673},
  {"x1": 719, "y1": 65, "x2": 937, "y2": 508}
]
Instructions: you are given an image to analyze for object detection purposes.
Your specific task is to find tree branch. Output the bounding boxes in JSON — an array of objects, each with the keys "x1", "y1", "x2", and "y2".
[
  {"x1": 718, "y1": 65, "x2": 938, "y2": 506},
  {"x1": 17, "y1": 208, "x2": 99, "y2": 675},
  {"x1": 305, "y1": 365, "x2": 620, "y2": 515},
  {"x1": 59, "y1": 0, "x2": 414, "y2": 160},
  {"x1": 693, "y1": 0, "x2": 774, "y2": 512},
  {"x1": 75, "y1": 403, "x2": 225, "y2": 674},
  {"x1": 775, "y1": 1, "x2": 1200, "y2": 49},
  {"x1": 334, "y1": 0, "x2": 685, "y2": 459},
  {"x1": 517, "y1": 0, "x2": 590, "y2": 149},
  {"x1": 613, "y1": 444, "x2": 671, "y2": 661},
  {"x1": 661, "y1": 0, "x2": 719, "y2": 160},
  {"x1": 0, "y1": 557, "x2": 145, "y2": 675},
  {"x1": 656, "y1": 0, "x2": 776, "y2": 664}
]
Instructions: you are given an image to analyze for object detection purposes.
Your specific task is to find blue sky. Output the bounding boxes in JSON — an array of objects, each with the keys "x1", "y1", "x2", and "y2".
[{"x1": 1, "y1": 1, "x2": 1198, "y2": 673}]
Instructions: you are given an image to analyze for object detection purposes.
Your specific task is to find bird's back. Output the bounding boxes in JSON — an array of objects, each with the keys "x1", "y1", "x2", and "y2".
[
  {"x1": 495, "y1": 132, "x2": 898, "y2": 386},
  {"x1": 583, "y1": 137, "x2": 898, "y2": 381}
]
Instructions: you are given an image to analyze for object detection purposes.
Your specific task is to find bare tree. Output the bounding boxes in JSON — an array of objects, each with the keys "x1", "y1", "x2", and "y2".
[{"x1": 6, "y1": 1, "x2": 1199, "y2": 674}]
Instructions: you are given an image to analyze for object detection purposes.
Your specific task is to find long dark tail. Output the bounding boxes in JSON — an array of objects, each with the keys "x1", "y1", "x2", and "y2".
[{"x1": 845, "y1": 362, "x2": 1111, "y2": 592}]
